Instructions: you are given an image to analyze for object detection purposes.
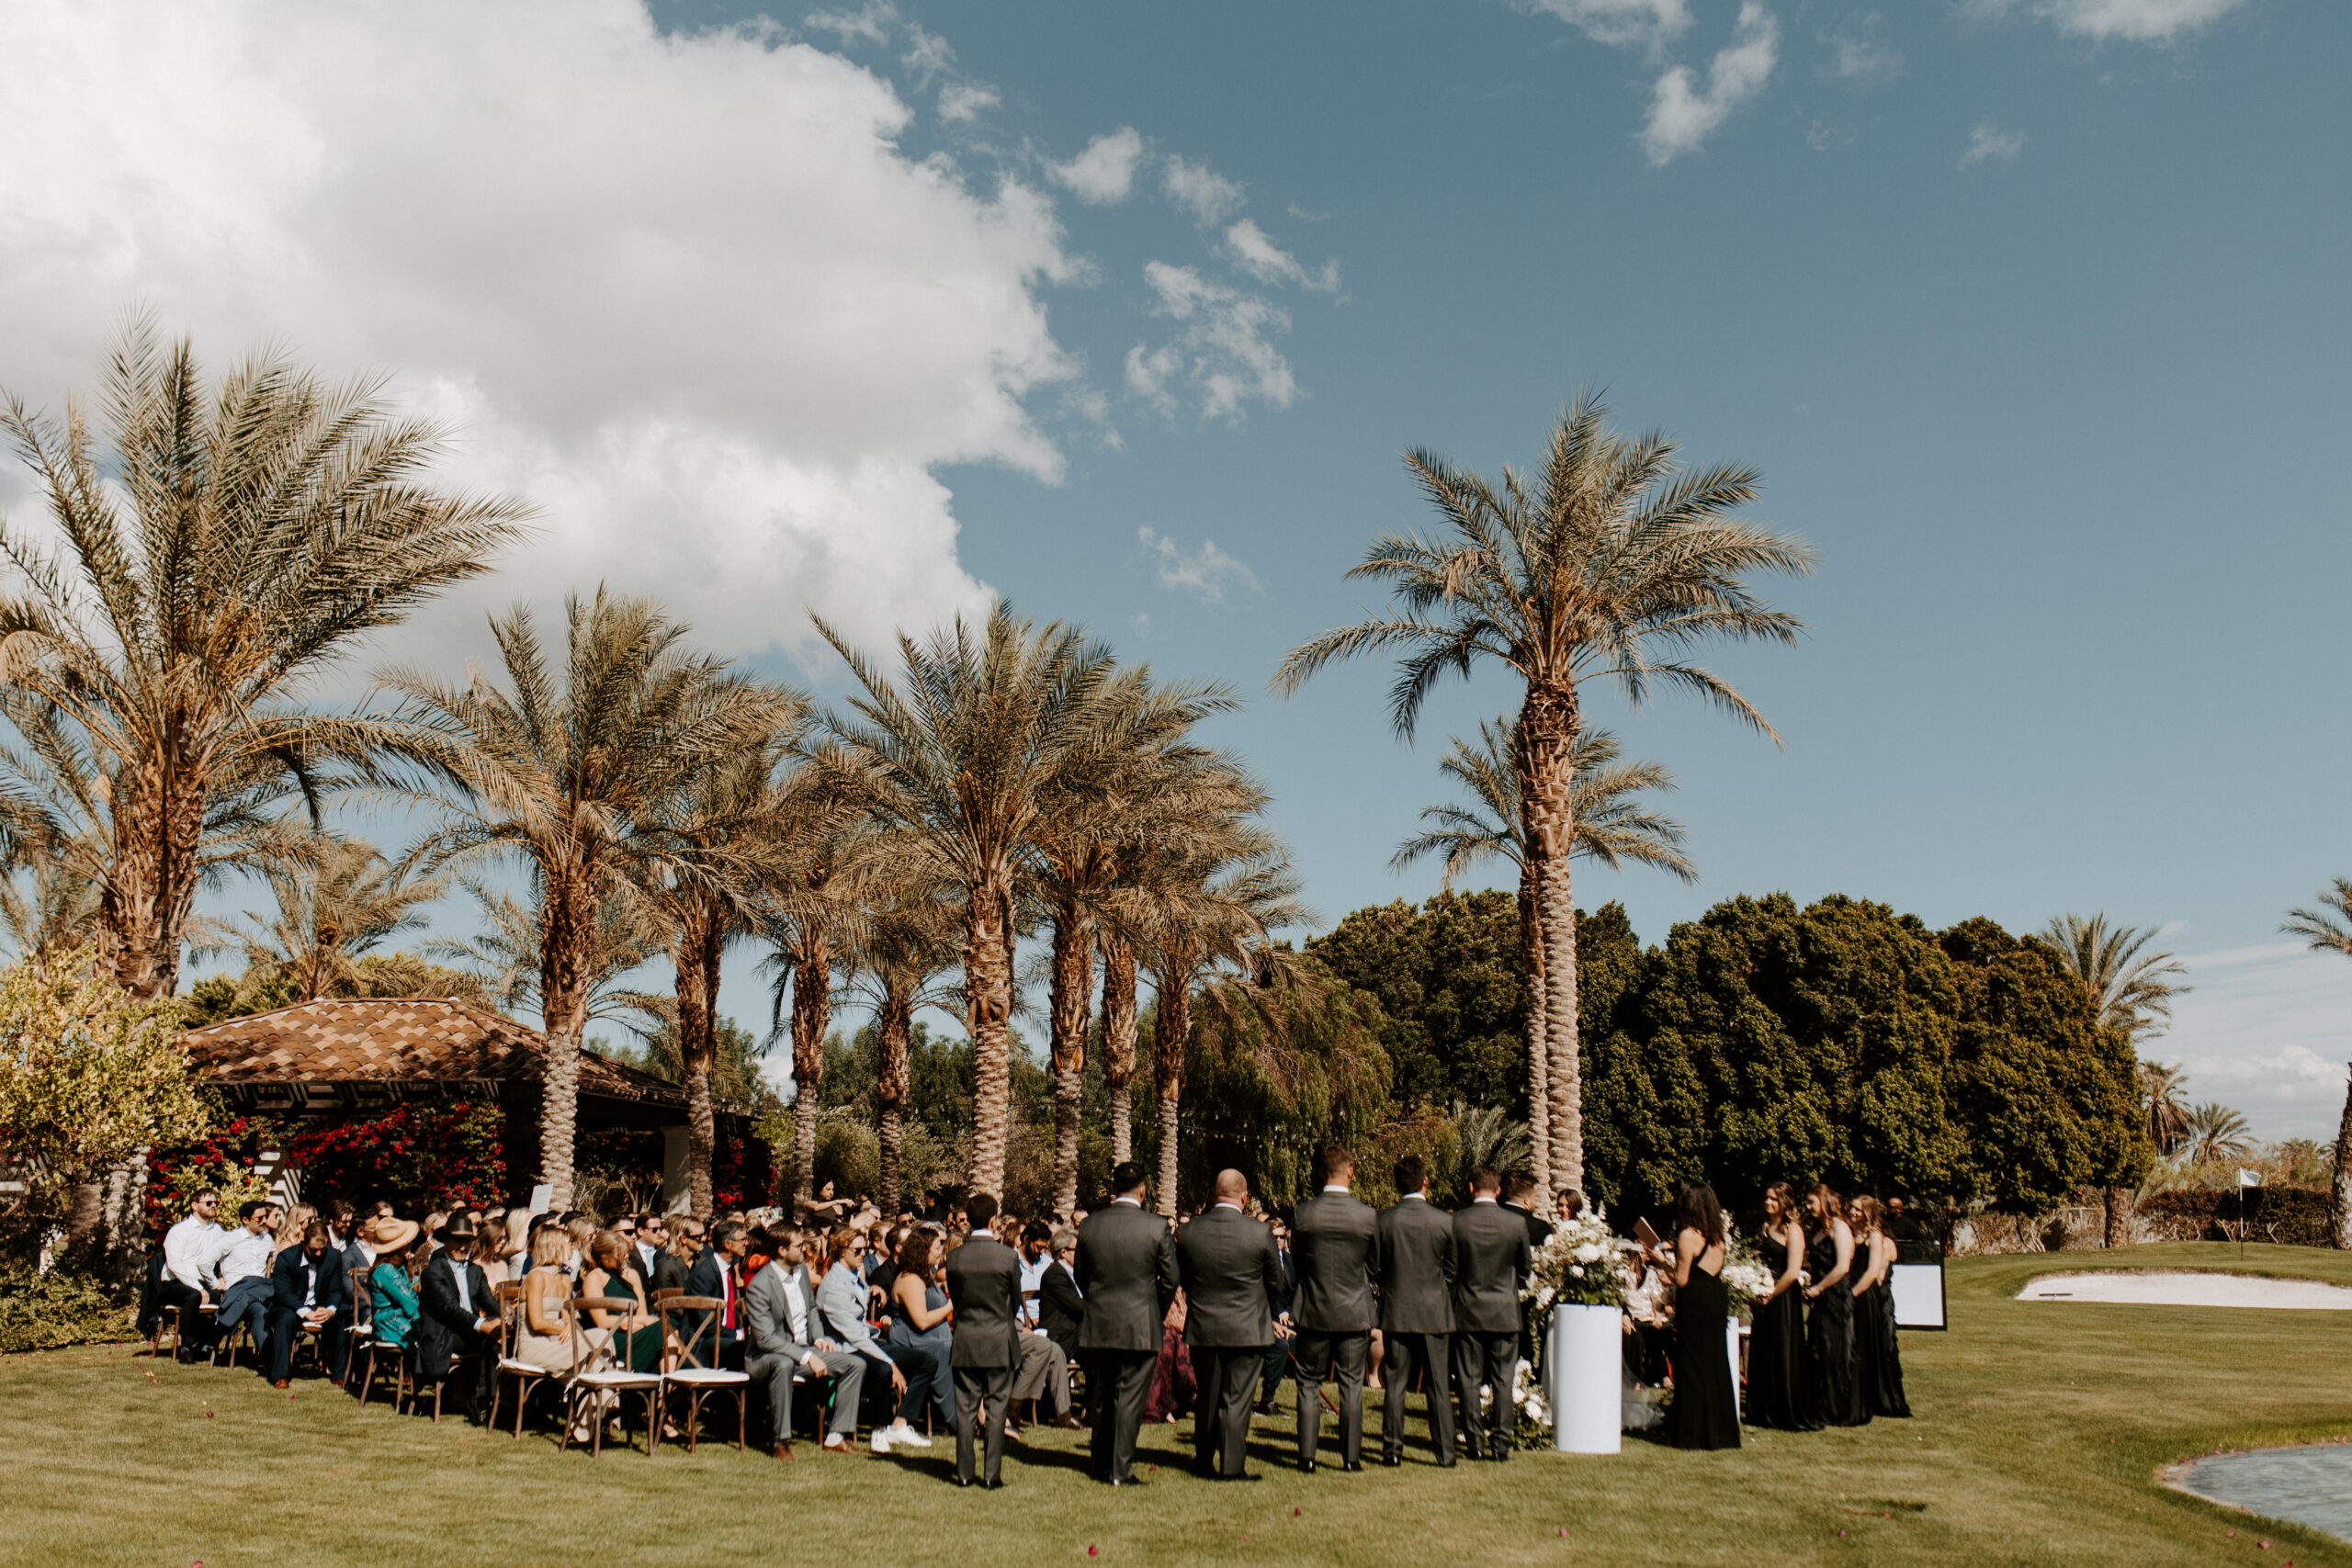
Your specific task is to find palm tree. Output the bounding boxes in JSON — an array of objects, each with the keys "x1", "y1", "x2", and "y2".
[
  {"x1": 194, "y1": 836, "x2": 446, "y2": 1000},
  {"x1": 2139, "y1": 1060, "x2": 2191, "y2": 1158},
  {"x1": 374, "y1": 589, "x2": 786, "y2": 1205},
  {"x1": 0, "y1": 320, "x2": 528, "y2": 998},
  {"x1": 1101, "y1": 927, "x2": 1144, "y2": 1167},
  {"x1": 2181, "y1": 1101, "x2": 2253, "y2": 1168},
  {"x1": 427, "y1": 875, "x2": 668, "y2": 1032},
  {"x1": 1277, "y1": 392, "x2": 1808, "y2": 1195},
  {"x1": 2282, "y1": 878, "x2": 2352, "y2": 1248},
  {"x1": 2041, "y1": 913, "x2": 2188, "y2": 1247},
  {"x1": 838, "y1": 858, "x2": 960, "y2": 1213},
  {"x1": 815, "y1": 604, "x2": 1131, "y2": 1201},
  {"x1": 1392, "y1": 717, "x2": 1693, "y2": 1177}
]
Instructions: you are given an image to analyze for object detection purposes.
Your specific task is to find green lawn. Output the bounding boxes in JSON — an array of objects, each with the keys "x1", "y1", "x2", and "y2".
[{"x1": 5, "y1": 1242, "x2": 2350, "y2": 1567}]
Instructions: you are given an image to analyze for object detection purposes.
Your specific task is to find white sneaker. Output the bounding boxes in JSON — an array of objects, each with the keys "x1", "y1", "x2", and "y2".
[
  {"x1": 870, "y1": 1429, "x2": 893, "y2": 1454},
  {"x1": 822, "y1": 1432, "x2": 848, "y2": 1451},
  {"x1": 891, "y1": 1420, "x2": 933, "y2": 1449}
]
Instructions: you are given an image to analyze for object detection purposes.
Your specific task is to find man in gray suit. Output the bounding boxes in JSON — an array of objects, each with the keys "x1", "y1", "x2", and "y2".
[
  {"x1": 1451, "y1": 1166, "x2": 1532, "y2": 1461},
  {"x1": 1376, "y1": 1152, "x2": 1457, "y2": 1466},
  {"x1": 944, "y1": 1192, "x2": 1023, "y2": 1488},
  {"x1": 744, "y1": 1226, "x2": 866, "y2": 1460},
  {"x1": 1177, "y1": 1168, "x2": 1287, "y2": 1481},
  {"x1": 1076, "y1": 1161, "x2": 1179, "y2": 1486},
  {"x1": 1288, "y1": 1146, "x2": 1378, "y2": 1472}
]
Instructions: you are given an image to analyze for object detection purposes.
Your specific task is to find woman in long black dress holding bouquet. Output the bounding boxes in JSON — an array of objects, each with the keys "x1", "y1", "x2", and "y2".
[
  {"x1": 1849, "y1": 1198, "x2": 1911, "y2": 1418},
  {"x1": 1670, "y1": 1184, "x2": 1740, "y2": 1450},
  {"x1": 1804, "y1": 1184, "x2": 1868, "y2": 1427},
  {"x1": 1746, "y1": 1182, "x2": 1819, "y2": 1430}
]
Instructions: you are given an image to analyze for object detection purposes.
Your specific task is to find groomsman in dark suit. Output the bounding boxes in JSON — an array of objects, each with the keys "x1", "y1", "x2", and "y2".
[
  {"x1": 1075, "y1": 1162, "x2": 1180, "y2": 1485},
  {"x1": 1176, "y1": 1169, "x2": 1286, "y2": 1481},
  {"x1": 1452, "y1": 1166, "x2": 1531, "y2": 1461},
  {"x1": 1502, "y1": 1172, "x2": 1554, "y2": 1362},
  {"x1": 1254, "y1": 1218, "x2": 1295, "y2": 1415},
  {"x1": 1288, "y1": 1147, "x2": 1377, "y2": 1472},
  {"x1": 944, "y1": 1193, "x2": 1023, "y2": 1488},
  {"x1": 1376, "y1": 1153, "x2": 1457, "y2": 1466}
]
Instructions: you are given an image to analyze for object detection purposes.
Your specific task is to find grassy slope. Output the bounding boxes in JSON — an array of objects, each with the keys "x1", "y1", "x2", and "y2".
[{"x1": 4, "y1": 1241, "x2": 2349, "y2": 1568}]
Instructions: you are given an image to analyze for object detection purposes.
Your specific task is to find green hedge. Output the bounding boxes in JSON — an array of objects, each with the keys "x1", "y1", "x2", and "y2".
[
  {"x1": 2138, "y1": 1187, "x2": 2337, "y2": 1248},
  {"x1": 0, "y1": 1266, "x2": 133, "y2": 1353}
]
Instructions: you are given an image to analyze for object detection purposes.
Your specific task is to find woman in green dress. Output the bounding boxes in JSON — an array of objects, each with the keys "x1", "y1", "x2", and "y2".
[
  {"x1": 366, "y1": 1219, "x2": 424, "y2": 1353},
  {"x1": 582, "y1": 1230, "x2": 662, "y2": 1373}
]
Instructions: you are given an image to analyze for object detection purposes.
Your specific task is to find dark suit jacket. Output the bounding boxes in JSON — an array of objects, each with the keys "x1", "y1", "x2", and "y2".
[
  {"x1": 1038, "y1": 1258, "x2": 1086, "y2": 1355},
  {"x1": 413, "y1": 1255, "x2": 493, "y2": 1380},
  {"x1": 944, "y1": 1233, "x2": 1022, "y2": 1370},
  {"x1": 1291, "y1": 1190, "x2": 1379, "y2": 1333},
  {"x1": 1453, "y1": 1200, "x2": 1532, "y2": 1334},
  {"x1": 650, "y1": 1247, "x2": 690, "y2": 1295},
  {"x1": 683, "y1": 1247, "x2": 741, "y2": 1358},
  {"x1": 269, "y1": 1245, "x2": 350, "y2": 1318},
  {"x1": 1075, "y1": 1201, "x2": 1180, "y2": 1353},
  {"x1": 1177, "y1": 1204, "x2": 1281, "y2": 1349},
  {"x1": 1377, "y1": 1194, "x2": 1457, "y2": 1335},
  {"x1": 1504, "y1": 1201, "x2": 1555, "y2": 1251}
]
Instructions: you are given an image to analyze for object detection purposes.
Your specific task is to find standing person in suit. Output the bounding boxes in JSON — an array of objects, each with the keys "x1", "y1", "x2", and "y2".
[
  {"x1": 1176, "y1": 1169, "x2": 1286, "y2": 1482},
  {"x1": 944, "y1": 1193, "x2": 1023, "y2": 1488},
  {"x1": 414, "y1": 1214, "x2": 499, "y2": 1422},
  {"x1": 1502, "y1": 1173, "x2": 1553, "y2": 1365},
  {"x1": 266, "y1": 1219, "x2": 351, "y2": 1388},
  {"x1": 1254, "y1": 1217, "x2": 1296, "y2": 1416},
  {"x1": 1451, "y1": 1167, "x2": 1530, "y2": 1461},
  {"x1": 1288, "y1": 1148, "x2": 1378, "y2": 1473},
  {"x1": 1376, "y1": 1153, "x2": 1457, "y2": 1467},
  {"x1": 744, "y1": 1224, "x2": 867, "y2": 1459},
  {"x1": 684, "y1": 1220, "x2": 750, "y2": 1368},
  {"x1": 1076, "y1": 1162, "x2": 1181, "y2": 1486}
]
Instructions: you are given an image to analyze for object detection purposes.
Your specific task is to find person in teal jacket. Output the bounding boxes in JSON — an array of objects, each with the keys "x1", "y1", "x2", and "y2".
[{"x1": 366, "y1": 1218, "x2": 424, "y2": 1352}]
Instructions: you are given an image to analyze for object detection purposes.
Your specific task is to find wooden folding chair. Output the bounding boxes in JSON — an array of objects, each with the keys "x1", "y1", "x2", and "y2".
[
  {"x1": 344, "y1": 1267, "x2": 375, "y2": 1394},
  {"x1": 558, "y1": 1296, "x2": 663, "y2": 1458},
  {"x1": 487, "y1": 1280, "x2": 553, "y2": 1438},
  {"x1": 658, "y1": 1296, "x2": 749, "y2": 1453}
]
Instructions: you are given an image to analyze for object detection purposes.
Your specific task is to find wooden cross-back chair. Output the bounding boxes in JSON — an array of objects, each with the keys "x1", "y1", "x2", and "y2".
[
  {"x1": 488, "y1": 1280, "x2": 551, "y2": 1438},
  {"x1": 558, "y1": 1296, "x2": 664, "y2": 1458},
  {"x1": 658, "y1": 1296, "x2": 750, "y2": 1453}
]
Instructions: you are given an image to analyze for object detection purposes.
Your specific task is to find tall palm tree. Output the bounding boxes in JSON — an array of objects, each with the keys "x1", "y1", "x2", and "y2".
[
  {"x1": 2181, "y1": 1101, "x2": 2253, "y2": 1168},
  {"x1": 427, "y1": 874, "x2": 668, "y2": 1032},
  {"x1": 815, "y1": 604, "x2": 1129, "y2": 1201},
  {"x1": 374, "y1": 589, "x2": 786, "y2": 1204},
  {"x1": 1100, "y1": 926, "x2": 1144, "y2": 1168},
  {"x1": 1392, "y1": 717, "x2": 1693, "y2": 1176},
  {"x1": 194, "y1": 836, "x2": 446, "y2": 1001},
  {"x1": 0, "y1": 320, "x2": 528, "y2": 998},
  {"x1": 2282, "y1": 878, "x2": 2352, "y2": 1248},
  {"x1": 2041, "y1": 914, "x2": 2187, "y2": 1247},
  {"x1": 838, "y1": 858, "x2": 960, "y2": 1213},
  {"x1": 1277, "y1": 392, "x2": 1808, "y2": 1195},
  {"x1": 2139, "y1": 1060, "x2": 2191, "y2": 1158}
]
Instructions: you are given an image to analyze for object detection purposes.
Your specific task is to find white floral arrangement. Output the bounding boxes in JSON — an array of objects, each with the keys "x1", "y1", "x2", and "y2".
[
  {"x1": 1521, "y1": 1204, "x2": 1632, "y2": 1321},
  {"x1": 1718, "y1": 1222, "x2": 1777, "y2": 1323},
  {"x1": 1510, "y1": 1357, "x2": 1549, "y2": 1447}
]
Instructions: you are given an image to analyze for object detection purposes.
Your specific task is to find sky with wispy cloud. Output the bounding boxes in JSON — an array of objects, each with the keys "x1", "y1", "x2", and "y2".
[{"x1": 0, "y1": 0, "x2": 2344, "y2": 1133}]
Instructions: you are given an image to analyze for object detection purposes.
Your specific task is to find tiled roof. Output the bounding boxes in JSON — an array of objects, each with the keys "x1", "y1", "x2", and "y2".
[{"x1": 178, "y1": 998, "x2": 684, "y2": 1105}]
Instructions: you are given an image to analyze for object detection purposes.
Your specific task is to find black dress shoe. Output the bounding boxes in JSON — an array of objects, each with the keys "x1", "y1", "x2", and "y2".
[
  {"x1": 1252, "y1": 1401, "x2": 1277, "y2": 1416},
  {"x1": 1436, "y1": 1456, "x2": 1457, "y2": 1468},
  {"x1": 1223, "y1": 1472, "x2": 1262, "y2": 1483},
  {"x1": 1107, "y1": 1475, "x2": 1148, "y2": 1487},
  {"x1": 983, "y1": 1478, "x2": 1007, "y2": 1490},
  {"x1": 1298, "y1": 1459, "x2": 1317, "y2": 1474},
  {"x1": 954, "y1": 1477, "x2": 974, "y2": 1488},
  {"x1": 1341, "y1": 1460, "x2": 1363, "y2": 1472},
  {"x1": 1381, "y1": 1453, "x2": 1402, "y2": 1468},
  {"x1": 1489, "y1": 1449, "x2": 1511, "y2": 1462}
]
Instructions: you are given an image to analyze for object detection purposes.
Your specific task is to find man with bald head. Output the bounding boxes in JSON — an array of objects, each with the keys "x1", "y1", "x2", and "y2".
[{"x1": 1176, "y1": 1169, "x2": 1287, "y2": 1481}]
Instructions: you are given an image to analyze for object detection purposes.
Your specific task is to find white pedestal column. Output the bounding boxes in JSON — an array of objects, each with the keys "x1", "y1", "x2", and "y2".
[
  {"x1": 1548, "y1": 1303, "x2": 1623, "y2": 1454},
  {"x1": 1727, "y1": 1317, "x2": 1744, "y2": 1420}
]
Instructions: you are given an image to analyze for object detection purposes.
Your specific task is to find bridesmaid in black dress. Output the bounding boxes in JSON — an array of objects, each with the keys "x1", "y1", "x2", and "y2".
[
  {"x1": 1804, "y1": 1184, "x2": 1868, "y2": 1427},
  {"x1": 1849, "y1": 1198, "x2": 1912, "y2": 1418},
  {"x1": 1746, "y1": 1182, "x2": 1820, "y2": 1431},
  {"x1": 1669, "y1": 1184, "x2": 1741, "y2": 1450}
]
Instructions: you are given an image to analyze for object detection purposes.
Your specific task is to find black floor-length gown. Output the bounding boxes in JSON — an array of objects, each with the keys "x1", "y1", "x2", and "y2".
[
  {"x1": 1671, "y1": 1259, "x2": 1741, "y2": 1450},
  {"x1": 1805, "y1": 1232, "x2": 1868, "y2": 1427},
  {"x1": 1746, "y1": 1234, "x2": 1820, "y2": 1430},
  {"x1": 1854, "y1": 1274, "x2": 1911, "y2": 1418}
]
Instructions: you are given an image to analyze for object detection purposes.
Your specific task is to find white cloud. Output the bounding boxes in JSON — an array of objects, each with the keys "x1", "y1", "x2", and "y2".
[
  {"x1": 1968, "y1": 0, "x2": 2250, "y2": 44},
  {"x1": 938, "y1": 81, "x2": 1001, "y2": 121},
  {"x1": 1830, "y1": 35, "x2": 1902, "y2": 85},
  {"x1": 1959, "y1": 118, "x2": 2029, "y2": 166},
  {"x1": 1162, "y1": 156, "x2": 1248, "y2": 226},
  {"x1": 804, "y1": 0, "x2": 894, "y2": 45},
  {"x1": 0, "y1": 0, "x2": 1086, "y2": 663},
  {"x1": 1125, "y1": 263, "x2": 1295, "y2": 422},
  {"x1": 1136, "y1": 526, "x2": 1260, "y2": 607},
  {"x1": 1512, "y1": 0, "x2": 1692, "y2": 51},
  {"x1": 1051, "y1": 128, "x2": 1148, "y2": 206},
  {"x1": 1223, "y1": 220, "x2": 1341, "y2": 292},
  {"x1": 2157, "y1": 941, "x2": 2352, "y2": 1141},
  {"x1": 1640, "y1": 2, "x2": 1779, "y2": 166}
]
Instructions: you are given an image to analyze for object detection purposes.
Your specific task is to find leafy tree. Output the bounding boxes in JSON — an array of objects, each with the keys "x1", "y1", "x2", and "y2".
[
  {"x1": 0, "y1": 320, "x2": 527, "y2": 998},
  {"x1": 2281, "y1": 876, "x2": 2352, "y2": 1247},
  {"x1": 1306, "y1": 891, "x2": 1525, "y2": 1115},
  {"x1": 1278, "y1": 391, "x2": 1808, "y2": 1195}
]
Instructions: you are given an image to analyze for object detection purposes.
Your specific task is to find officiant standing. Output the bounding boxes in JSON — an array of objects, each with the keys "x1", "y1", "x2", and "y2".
[
  {"x1": 1289, "y1": 1147, "x2": 1379, "y2": 1472},
  {"x1": 1177, "y1": 1169, "x2": 1287, "y2": 1481}
]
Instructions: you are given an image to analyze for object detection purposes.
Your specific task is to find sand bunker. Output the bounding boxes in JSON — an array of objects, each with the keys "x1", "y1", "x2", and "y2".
[{"x1": 2016, "y1": 1271, "x2": 2352, "y2": 1310}]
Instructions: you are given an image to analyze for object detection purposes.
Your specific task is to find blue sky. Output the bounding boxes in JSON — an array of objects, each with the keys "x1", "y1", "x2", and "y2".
[{"x1": 2, "y1": 0, "x2": 2344, "y2": 1135}]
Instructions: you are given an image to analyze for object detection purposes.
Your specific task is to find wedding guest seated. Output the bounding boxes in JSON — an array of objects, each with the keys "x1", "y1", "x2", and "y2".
[
  {"x1": 365, "y1": 1218, "x2": 423, "y2": 1358},
  {"x1": 813, "y1": 1227, "x2": 910, "y2": 1438},
  {"x1": 266, "y1": 1219, "x2": 351, "y2": 1388},
  {"x1": 474, "y1": 1207, "x2": 512, "y2": 1287},
  {"x1": 744, "y1": 1224, "x2": 867, "y2": 1458},
  {"x1": 159, "y1": 1188, "x2": 226, "y2": 1356},
  {"x1": 582, "y1": 1229, "x2": 662, "y2": 1375},
  {"x1": 1037, "y1": 1228, "x2": 1085, "y2": 1364},
  {"x1": 209, "y1": 1200, "x2": 279, "y2": 1361},
  {"x1": 883, "y1": 1228, "x2": 952, "y2": 1446},
  {"x1": 413, "y1": 1214, "x2": 501, "y2": 1422},
  {"x1": 683, "y1": 1220, "x2": 751, "y2": 1368},
  {"x1": 510, "y1": 1224, "x2": 612, "y2": 1443}
]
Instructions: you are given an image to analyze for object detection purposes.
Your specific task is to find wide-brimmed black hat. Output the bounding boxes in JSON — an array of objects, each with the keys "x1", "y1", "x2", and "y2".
[{"x1": 438, "y1": 1214, "x2": 480, "y2": 1241}]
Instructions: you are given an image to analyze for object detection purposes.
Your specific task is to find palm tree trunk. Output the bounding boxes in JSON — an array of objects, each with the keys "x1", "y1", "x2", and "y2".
[
  {"x1": 102, "y1": 760, "x2": 200, "y2": 1001},
  {"x1": 673, "y1": 907, "x2": 721, "y2": 1216},
  {"x1": 1518, "y1": 858, "x2": 1550, "y2": 1194},
  {"x1": 537, "y1": 878, "x2": 591, "y2": 1208},
  {"x1": 1102, "y1": 934, "x2": 1139, "y2": 1165},
  {"x1": 1516, "y1": 683, "x2": 1583, "y2": 1197},
  {"x1": 790, "y1": 916, "x2": 832, "y2": 1213},
  {"x1": 2101, "y1": 1186, "x2": 2128, "y2": 1248},
  {"x1": 1150, "y1": 967, "x2": 1193, "y2": 1218},
  {"x1": 2335, "y1": 1065, "x2": 2352, "y2": 1251},
  {"x1": 1048, "y1": 898, "x2": 1094, "y2": 1216},
  {"x1": 877, "y1": 988, "x2": 913, "y2": 1213},
  {"x1": 965, "y1": 871, "x2": 1016, "y2": 1200}
]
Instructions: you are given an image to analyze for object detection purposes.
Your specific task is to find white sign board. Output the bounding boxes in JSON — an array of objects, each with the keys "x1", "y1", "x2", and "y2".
[
  {"x1": 1890, "y1": 1261, "x2": 1947, "y2": 1330},
  {"x1": 528, "y1": 1183, "x2": 554, "y2": 1215}
]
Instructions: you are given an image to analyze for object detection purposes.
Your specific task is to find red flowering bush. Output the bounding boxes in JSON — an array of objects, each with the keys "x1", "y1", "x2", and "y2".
[{"x1": 288, "y1": 1100, "x2": 506, "y2": 1212}]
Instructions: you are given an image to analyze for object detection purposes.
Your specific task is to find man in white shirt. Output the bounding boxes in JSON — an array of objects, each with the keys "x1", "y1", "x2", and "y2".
[
  {"x1": 209, "y1": 1200, "x2": 278, "y2": 1362},
  {"x1": 158, "y1": 1189, "x2": 227, "y2": 1355}
]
